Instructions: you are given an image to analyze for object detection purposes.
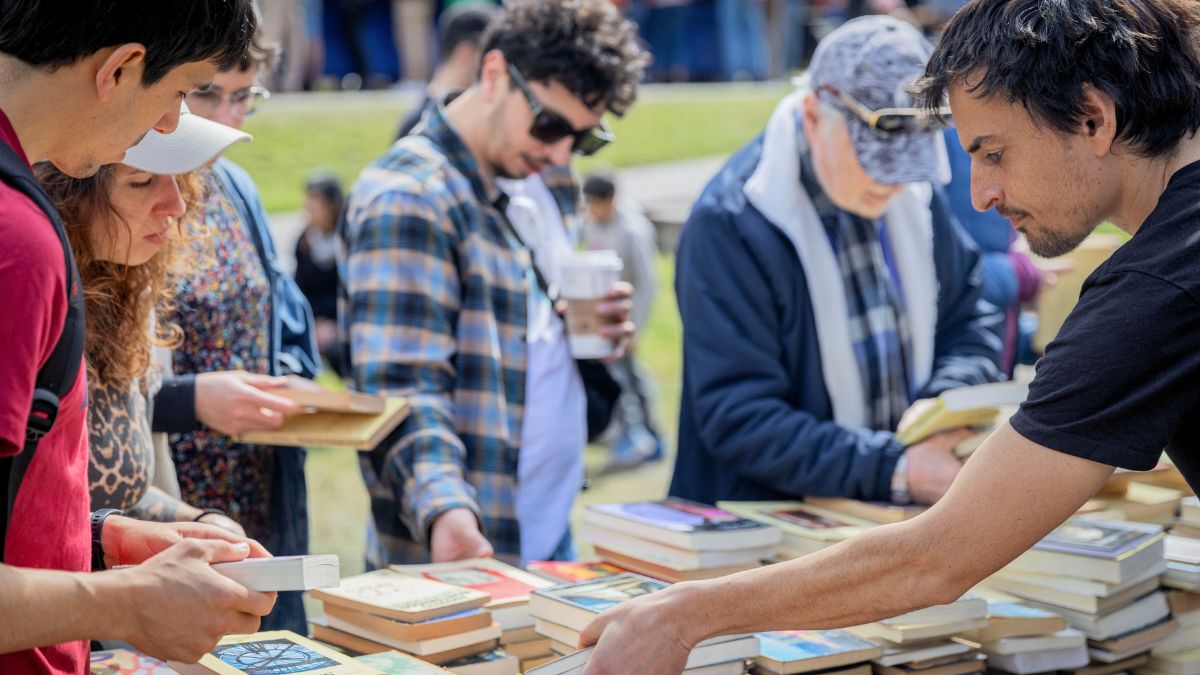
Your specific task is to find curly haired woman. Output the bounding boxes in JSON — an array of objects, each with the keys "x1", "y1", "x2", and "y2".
[{"x1": 36, "y1": 107, "x2": 257, "y2": 535}]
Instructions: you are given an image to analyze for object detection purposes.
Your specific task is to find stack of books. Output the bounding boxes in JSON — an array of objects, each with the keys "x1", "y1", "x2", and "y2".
[
  {"x1": 1166, "y1": 535, "x2": 1200, "y2": 592},
  {"x1": 849, "y1": 595, "x2": 989, "y2": 675},
  {"x1": 717, "y1": 500, "x2": 874, "y2": 559},
  {"x1": 527, "y1": 572, "x2": 759, "y2": 672},
  {"x1": 961, "y1": 599, "x2": 1086, "y2": 674},
  {"x1": 979, "y1": 518, "x2": 1173, "y2": 669},
  {"x1": 391, "y1": 558, "x2": 557, "y2": 672},
  {"x1": 308, "y1": 570, "x2": 506, "y2": 668},
  {"x1": 751, "y1": 629, "x2": 881, "y2": 675},
  {"x1": 1079, "y1": 481, "x2": 1185, "y2": 526},
  {"x1": 1173, "y1": 496, "x2": 1200, "y2": 539},
  {"x1": 1127, "y1": 590, "x2": 1200, "y2": 675},
  {"x1": 578, "y1": 499, "x2": 780, "y2": 582}
]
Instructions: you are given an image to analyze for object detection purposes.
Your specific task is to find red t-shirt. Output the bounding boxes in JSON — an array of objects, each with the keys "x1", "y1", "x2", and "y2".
[{"x1": 0, "y1": 108, "x2": 91, "y2": 674}]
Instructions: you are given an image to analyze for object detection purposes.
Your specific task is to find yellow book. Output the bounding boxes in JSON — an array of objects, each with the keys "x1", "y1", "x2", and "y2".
[
  {"x1": 236, "y1": 396, "x2": 409, "y2": 450},
  {"x1": 895, "y1": 382, "x2": 1027, "y2": 446},
  {"x1": 169, "y1": 630, "x2": 383, "y2": 675}
]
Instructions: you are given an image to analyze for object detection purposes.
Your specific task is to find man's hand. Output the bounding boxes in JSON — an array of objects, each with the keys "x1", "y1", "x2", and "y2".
[
  {"x1": 111, "y1": 539, "x2": 277, "y2": 663},
  {"x1": 596, "y1": 281, "x2": 636, "y2": 361},
  {"x1": 579, "y1": 583, "x2": 697, "y2": 675},
  {"x1": 905, "y1": 428, "x2": 977, "y2": 505},
  {"x1": 102, "y1": 516, "x2": 271, "y2": 568},
  {"x1": 194, "y1": 371, "x2": 302, "y2": 436},
  {"x1": 430, "y1": 508, "x2": 493, "y2": 562}
]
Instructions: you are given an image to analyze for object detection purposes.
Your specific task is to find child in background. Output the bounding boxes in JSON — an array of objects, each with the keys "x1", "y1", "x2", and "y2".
[
  {"x1": 295, "y1": 171, "x2": 346, "y2": 377},
  {"x1": 580, "y1": 172, "x2": 665, "y2": 472}
]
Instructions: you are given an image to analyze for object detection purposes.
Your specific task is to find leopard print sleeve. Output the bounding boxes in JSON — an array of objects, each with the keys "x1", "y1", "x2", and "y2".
[{"x1": 87, "y1": 378, "x2": 153, "y2": 511}]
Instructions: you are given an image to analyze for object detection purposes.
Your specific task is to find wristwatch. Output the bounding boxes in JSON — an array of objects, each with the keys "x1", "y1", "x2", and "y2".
[
  {"x1": 890, "y1": 453, "x2": 912, "y2": 505},
  {"x1": 90, "y1": 508, "x2": 126, "y2": 571}
]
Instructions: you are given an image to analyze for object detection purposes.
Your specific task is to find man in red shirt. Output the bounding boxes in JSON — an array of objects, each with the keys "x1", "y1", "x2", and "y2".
[{"x1": 0, "y1": 2, "x2": 277, "y2": 673}]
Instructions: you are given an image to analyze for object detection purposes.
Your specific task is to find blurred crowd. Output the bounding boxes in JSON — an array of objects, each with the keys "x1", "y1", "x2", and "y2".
[{"x1": 262, "y1": 0, "x2": 970, "y2": 90}]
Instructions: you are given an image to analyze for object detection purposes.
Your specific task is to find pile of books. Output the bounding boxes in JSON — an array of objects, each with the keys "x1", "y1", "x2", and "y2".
[
  {"x1": 391, "y1": 558, "x2": 558, "y2": 672},
  {"x1": 718, "y1": 500, "x2": 874, "y2": 559},
  {"x1": 1079, "y1": 480, "x2": 1185, "y2": 526},
  {"x1": 964, "y1": 598, "x2": 1087, "y2": 674},
  {"x1": 527, "y1": 572, "x2": 759, "y2": 673},
  {"x1": 979, "y1": 517, "x2": 1174, "y2": 671},
  {"x1": 751, "y1": 629, "x2": 881, "y2": 675},
  {"x1": 848, "y1": 596, "x2": 989, "y2": 675},
  {"x1": 308, "y1": 569, "x2": 513, "y2": 672},
  {"x1": 577, "y1": 498, "x2": 780, "y2": 582},
  {"x1": 1173, "y1": 496, "x2": 1200, "y2": 539}
]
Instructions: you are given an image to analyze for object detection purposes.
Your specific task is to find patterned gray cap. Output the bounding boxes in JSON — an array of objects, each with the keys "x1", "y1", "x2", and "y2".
[{"x1": 809, "y1": 15, "x2": 950, "y2": 186}]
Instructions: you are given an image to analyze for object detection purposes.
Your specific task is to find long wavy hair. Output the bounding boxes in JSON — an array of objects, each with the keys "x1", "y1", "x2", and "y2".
[{"x1": 35, "y1": 163, "x2": 201, "y2": 390}]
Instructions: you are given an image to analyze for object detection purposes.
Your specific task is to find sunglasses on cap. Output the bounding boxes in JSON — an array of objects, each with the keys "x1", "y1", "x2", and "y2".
[
  {"x1": 507, "y1": 64, "x2": 615, "y2": 157},
  {"x1": 818, "y1": 84, "x2": 951, "y2": 134}
]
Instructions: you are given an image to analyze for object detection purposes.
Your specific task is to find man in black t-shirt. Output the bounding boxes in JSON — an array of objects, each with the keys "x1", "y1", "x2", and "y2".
[{"x1": 574, "y1": 2, "x2": 1200, "y2": 673}]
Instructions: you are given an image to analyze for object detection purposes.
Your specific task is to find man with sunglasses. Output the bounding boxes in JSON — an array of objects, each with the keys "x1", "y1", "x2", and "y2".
[
  {"x1": 341, "y1": 0, "x2": 648, "y2": 566},
  {"x1": 668, "y1": 15, "x2": 1002, "y2": 513}
]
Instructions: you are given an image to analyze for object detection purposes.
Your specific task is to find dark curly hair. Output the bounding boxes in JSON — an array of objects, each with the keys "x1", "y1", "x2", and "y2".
[
  {"x1": 914, "y1": 0, "x2": 1200, "y2": 158},
  {"x1": 479, "y1": 0, "x2": 650, "y2": 116}
]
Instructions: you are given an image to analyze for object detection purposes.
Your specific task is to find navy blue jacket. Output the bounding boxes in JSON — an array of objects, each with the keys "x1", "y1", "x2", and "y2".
[{"x1": 669, "y1": 135, "x2": 1002, "y2": 505}]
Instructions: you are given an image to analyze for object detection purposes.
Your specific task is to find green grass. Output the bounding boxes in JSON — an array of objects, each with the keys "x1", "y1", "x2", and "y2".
[{"x1": 226, "y1": 86, "x2": 789, "y2": 214}]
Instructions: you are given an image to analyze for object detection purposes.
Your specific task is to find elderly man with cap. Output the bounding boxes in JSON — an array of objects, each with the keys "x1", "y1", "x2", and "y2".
[{"x1": 667, "y1": 15, "x2": 1002, "y2": 511}]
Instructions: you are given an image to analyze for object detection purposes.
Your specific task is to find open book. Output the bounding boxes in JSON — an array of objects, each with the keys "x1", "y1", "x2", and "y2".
[{"x1": 895, "y1": 381, "x2": 1028, "y2": 446}]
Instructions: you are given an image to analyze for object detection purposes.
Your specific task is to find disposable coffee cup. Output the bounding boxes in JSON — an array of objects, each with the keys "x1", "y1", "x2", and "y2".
[{"x1": 560, "y1": 251, "x2": 624, "y2": 359}]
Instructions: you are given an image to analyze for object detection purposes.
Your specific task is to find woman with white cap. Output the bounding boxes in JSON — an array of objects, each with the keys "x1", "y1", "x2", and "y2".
[{"x1": 34, "y1": 105, "x2": 288, "y2": 534}]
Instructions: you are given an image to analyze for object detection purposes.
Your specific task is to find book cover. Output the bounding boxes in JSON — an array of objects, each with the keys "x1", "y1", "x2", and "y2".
[
  {"x1": 718, "y1": 501, "x2": 873, "y2": 541},
  {"x1": 178, "y1": 631, "x2": 383, "y2": 675},
  {"x1": 391, "y1": 558, "x2": 552, "y2": 605},
  {"x1": 526, "y1": 561, "x2": 626, "y2": 584},
  {"x1": 757, "y1": 630, "x2": 882, "y2": 663},
  {"x1": 89, "y1": 649, "x2": 173, "y2": 675},
  {"x1": 236, "y1": 396, "x2": 409, "y2": 450},
  {"x1": 352, "y1": 651, "x2": 450, "y2": 674},
  {"x1": 534, "y1": 573, "x2": 668, "y2": 615},
  {"x1": 1035, "y1": 518, "x2": 1162, "y2": 559},
  {"x1": 588, "y1": 498, "x2": 770, "y2": 533},
  {"x1": 310, "y1": 569, "x2": 490, "y2": 622}
]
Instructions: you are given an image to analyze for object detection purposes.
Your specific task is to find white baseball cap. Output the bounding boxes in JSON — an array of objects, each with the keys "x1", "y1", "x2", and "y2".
[{"x1": 122, "y1": 102, "x2": 252, "y2": 174}]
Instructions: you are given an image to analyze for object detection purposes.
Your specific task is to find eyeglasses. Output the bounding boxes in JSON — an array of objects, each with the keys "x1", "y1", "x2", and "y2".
[
  {"x1": 507, "y1": 64, "x2": 614, "y2": 157},
  {"x1": 818, "y1": 84, "x2": 950, "y2": 134},
  {"x1": 186, "y1": 85, "x2": 270, "y2": 118}
]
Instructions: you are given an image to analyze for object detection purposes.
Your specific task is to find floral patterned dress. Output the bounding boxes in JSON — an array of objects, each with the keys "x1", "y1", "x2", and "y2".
[{"x1": 170, "y1": 166, "x2": 276, "y2": 544}]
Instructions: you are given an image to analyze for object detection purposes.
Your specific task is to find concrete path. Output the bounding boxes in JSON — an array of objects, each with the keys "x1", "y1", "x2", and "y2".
[{"x1": 267, "y1": 154, "x2": 729, "y2": 274}]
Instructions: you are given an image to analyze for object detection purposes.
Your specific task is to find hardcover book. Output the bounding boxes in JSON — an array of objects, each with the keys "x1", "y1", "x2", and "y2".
[
  {"x1": 310, "y1": 569, "x2": 491, "y2": 622},
  {"x1": 169, "y1": 631, "x2": 383, "y2": 675},
  {"x1": 211, "y1": 554, "x2": 340, "y2": 592},
  {"x1": 583, "y1": 498, "x2": 782, "y2": 550}
]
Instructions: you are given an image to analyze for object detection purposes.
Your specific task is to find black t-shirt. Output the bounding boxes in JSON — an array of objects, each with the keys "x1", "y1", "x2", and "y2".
[{"x1": 1010, "y1": 160, "x2": 1200, "y2": 490}]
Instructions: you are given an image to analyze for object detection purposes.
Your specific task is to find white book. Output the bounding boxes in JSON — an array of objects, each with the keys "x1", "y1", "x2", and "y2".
[
  {"x1": 988, "y1": 559, "x2": 1167, "y2": 600},
  {"x1": 987, "y1": 643, "x2": 1089, "y2": 674},
  {"x1": 873, "y1": 640, "x2": 973, "y2": 667},
  {"x1": 882, "y1": 597, "x2": 987, "y2": 627},
  {"x1": 984, "y1": 629, "x2": 1086, "y2": 656},
  {"x1": 1026, "y1": 591, "x2": 1170, "y2": 640},
  {"x1": 210, "y1": 554, "x2": 340, "y2": 592},
  {"x1": 325, "y1": 615, "x2": 502, "y2": 656}
]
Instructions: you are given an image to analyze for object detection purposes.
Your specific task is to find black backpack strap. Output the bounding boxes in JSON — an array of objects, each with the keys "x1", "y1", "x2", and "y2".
[{"x1": 0, "y1": 142, "x2": 85, "y2": 560}]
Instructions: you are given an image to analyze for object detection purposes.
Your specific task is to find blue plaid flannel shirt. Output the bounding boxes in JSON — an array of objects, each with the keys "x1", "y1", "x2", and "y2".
[{"x1": 341, "y1": 104, "x2": 579, "y2": 566}]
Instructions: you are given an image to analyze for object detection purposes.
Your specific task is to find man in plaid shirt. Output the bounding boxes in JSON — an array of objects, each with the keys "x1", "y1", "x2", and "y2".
[{"x1": 341, "y1": 0, "x2": 649, "y2": 566}]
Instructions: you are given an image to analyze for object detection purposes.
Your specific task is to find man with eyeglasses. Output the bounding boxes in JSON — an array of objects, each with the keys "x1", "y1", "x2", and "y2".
[
  {"x1": 667, "y1": 15, "x2": 1002, "y2": 513},
  {"x1": 341, "y1": 0, "x2": 649, "y2": 566}
]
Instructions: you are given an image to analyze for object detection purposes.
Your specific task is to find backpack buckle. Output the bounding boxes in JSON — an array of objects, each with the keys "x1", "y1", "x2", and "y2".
[{"x1": 26, "y1": 389, "x2": 60, "y2": 441}]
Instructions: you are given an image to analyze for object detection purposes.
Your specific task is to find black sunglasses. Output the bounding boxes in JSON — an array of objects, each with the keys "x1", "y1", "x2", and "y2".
[
  {"x1": 819, "y1": 84, "x2": 951, "y2": 134},
  {"x1": 507, "y1": 64, "x2": 615, "y2": 157}
]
